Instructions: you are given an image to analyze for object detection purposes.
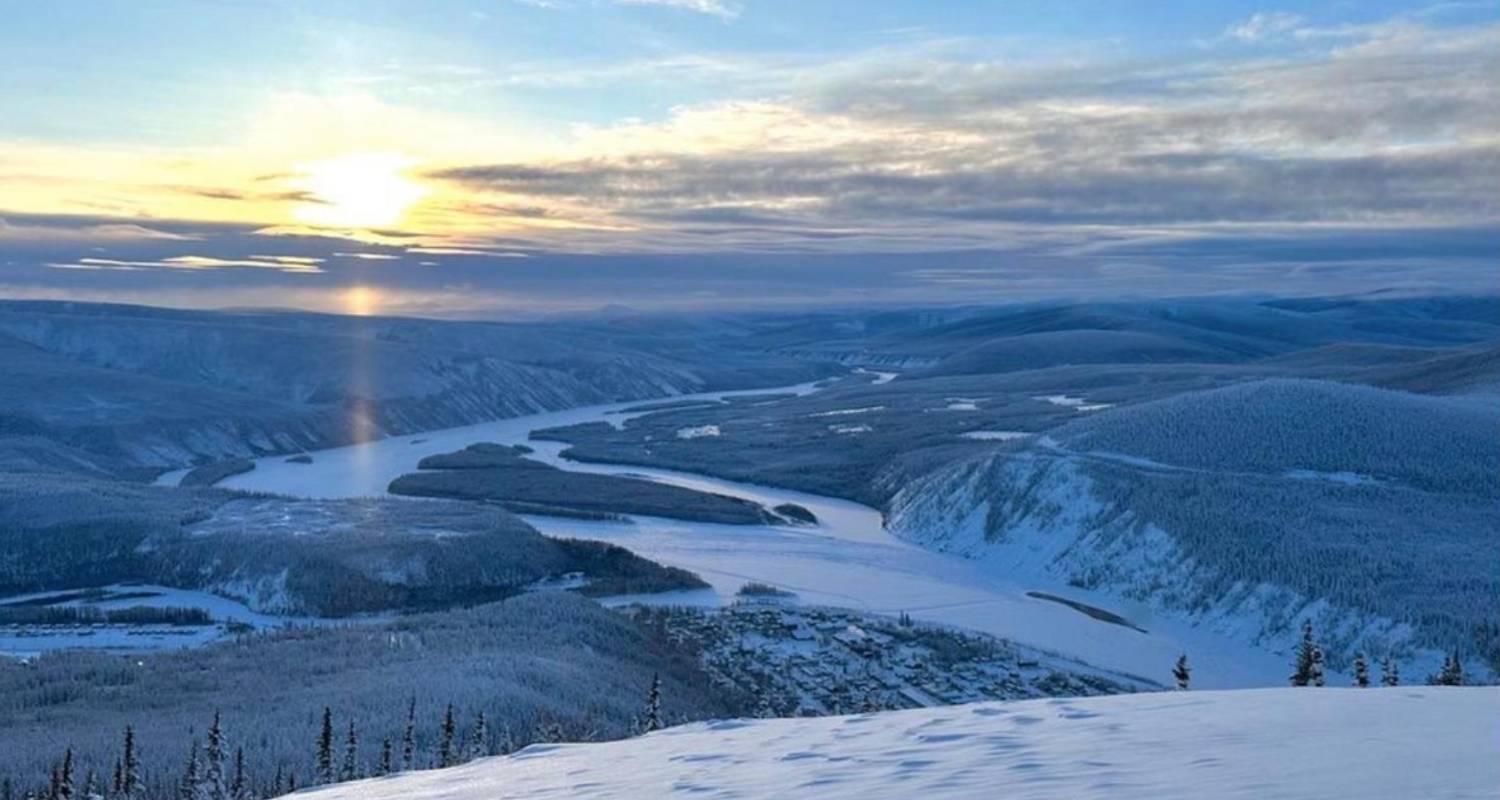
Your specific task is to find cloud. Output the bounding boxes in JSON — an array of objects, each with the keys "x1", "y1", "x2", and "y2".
[
  {"x1": 405, "y1": 247, "x2": 531, "y2": 257},
  {"x1": 4, "y1": 11, "x2": 1496, "y2": 312},
  {"x1": 332, "y1": 252, "x2": 403, "y2": 261},
  {"x1": 0, "y1": 216, "x2": 203, "y2": 242},
  {"x1": 427, "y1": 20, "x2": 1500, "y2": 260},
  {"x1": 1227, "y1": 11, "x2": 1308, "y2": 41},
  {"x1": 615, "y1": 0, "x2": 740, "y2": 20},
  {"x1": 46, "y1": 255, "x2": 323, "y2": 274}
]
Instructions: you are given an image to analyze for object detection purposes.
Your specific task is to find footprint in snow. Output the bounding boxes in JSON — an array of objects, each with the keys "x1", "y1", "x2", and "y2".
[
  {"x1": 780, "y1": 751, "x2": 825, "y2": 761},
  {"x1": 916, "y1": 733, "x2": 970, "y2": 744},
  {"x1": 670, "y1": 753, "x2": 732, "y2": 763}
]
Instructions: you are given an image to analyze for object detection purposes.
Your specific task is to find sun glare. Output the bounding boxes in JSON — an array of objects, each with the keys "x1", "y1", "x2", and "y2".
[
  {"x1": 293, "y1": 153, "x2": 429, "y2": 229},
  {"x1": 342, "y1": 285, "x2": 381, "y2": 316}
]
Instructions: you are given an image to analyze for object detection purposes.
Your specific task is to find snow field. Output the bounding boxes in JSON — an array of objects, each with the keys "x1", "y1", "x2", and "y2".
[{"x1": 303, "y1": 688, "x2": 1500, "y2": 800}]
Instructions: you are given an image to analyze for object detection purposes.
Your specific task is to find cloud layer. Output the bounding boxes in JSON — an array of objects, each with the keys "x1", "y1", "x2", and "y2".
[{"x1": 0, "y1": 8, "x2": 1496, "y2": 313}]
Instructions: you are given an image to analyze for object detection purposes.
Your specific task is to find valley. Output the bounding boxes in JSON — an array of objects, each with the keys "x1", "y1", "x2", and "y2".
[
  {"x1": 0, "y1": 295, "x2": 1495, "y2": 799},
  {"x1": 200, "y1": 374, "x2": 1294, "y2": 688}
]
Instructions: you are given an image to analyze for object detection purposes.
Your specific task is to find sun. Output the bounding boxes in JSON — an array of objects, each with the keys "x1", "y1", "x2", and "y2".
[
  {"x1": 293, "y1": 153, "x2": 429, "y2": 229},
  {"x1": 341, "y1": 285, "x2": 381, "y2": 316}
]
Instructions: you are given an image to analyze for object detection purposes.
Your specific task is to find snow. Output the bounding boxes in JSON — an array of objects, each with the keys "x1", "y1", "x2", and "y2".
[
  {"x1": 676, "y1": 425, "x2": 722, "y2": 439},
  {"x1": 218, "y1": 380, "x2": 1300, "y2": 689},
  {"x1": 828, "y1": 423, "x2": 872, "y2": 434},
  {"x1": 1035, "y1": 394, "x2": 1114, "y2": 412},
  {"x1": 302, "y1": 688, "x2": 1500, "y2": 800},
  {"x1": 854, "y1": 368, "x2": 898, "y2": 385},
  {"x1": 809, "y1": 406, "x2": 885, "y2": 417},
  {"x1": 1285, "y1": 468, "x2": 1383, "y2": 486},
  {"x1": 960, "y1": 430, "x2": 1030, "y2": 441}
]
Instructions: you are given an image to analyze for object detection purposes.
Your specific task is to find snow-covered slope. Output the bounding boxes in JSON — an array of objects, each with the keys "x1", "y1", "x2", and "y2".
[
  {"x1": 303, "y1": 688, "x2": 1499, "y2": 800},
  {"x1": 888, "y1": 379, "x2": 1500, "y2": 678}
]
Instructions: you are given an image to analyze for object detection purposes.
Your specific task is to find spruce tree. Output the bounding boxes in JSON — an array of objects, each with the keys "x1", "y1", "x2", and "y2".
[
  {"x1": 467, "y1": 712, "x2": 489, "y2": 761},
  {"x1": 496, "y1": 725, "x2": 516, "y2": 756},
  {"x1": 81, "y1": 771, "x2": 98, "y2": 800},
  {"x1": 339, "y1": 721, "x2": 359, "y2": 782},
  {"x1": 111, "y1": 760, "x2": 123, "y2": 799},
  {"x1": 438, "y1": 705, "x2": 457, "y2": 769},
  {"x1": 1435, "y1": 651, "x2": 1464, "y2": 686},
  {"x1": 122, "y1": 725, "x2": 141, "y2": 799},
  {"x1": 400, "y1": 698, "x2": 417, "y2": 773},
  {"x1": 1290, "y1": 620, "x2": 1316, "y2": 686},
  {"x1": 643, "y1": 673, "x2": 664, "y2": 733},
  {"x1": 533, "y1": 719, "x2": 564, "y2": 745},
  {"x1": 230, "y1": 748, "x2": 246, "y2": 800},
  {"x1": 1310, "y1": 646, "x2": 1326, "y2": 687},
  {"x1": 1381, "y1": 657, "x2": 1400, "y2": 687},
  {"x1": 179, "y1": 741, "x2": 201, "y2": 800},
  {"x1": 271, "y1": 766, "x2": 283, "y2": 799},
  {"x1": 1173, "y1": 654, "x2": 1191, "y2": 690},
  {"x1": 1352, "y1": 653, "x2": 1370, "y2": 687},
  {"x1": 57, "y1": 749, "x2": 74, "y2": 800},
  {"x1": 377, "y1": 739, "x2": 393, "y2": 777},
  {"x1": 204, "y1": 713, "x2": 227, "y2": 800},
  {"x1": 316, "y1": 708, "x2": 335, "y2": 785}
]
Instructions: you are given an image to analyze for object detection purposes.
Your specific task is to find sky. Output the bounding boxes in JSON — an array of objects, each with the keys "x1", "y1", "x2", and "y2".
[{"x1": 0, "y1": 0, "x2": 1496, "y2": 317}]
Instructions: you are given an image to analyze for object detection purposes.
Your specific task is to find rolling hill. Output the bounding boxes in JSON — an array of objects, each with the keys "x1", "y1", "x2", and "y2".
[{"x1": 0, "y1": 301, "x2": 838, "y2": 472}]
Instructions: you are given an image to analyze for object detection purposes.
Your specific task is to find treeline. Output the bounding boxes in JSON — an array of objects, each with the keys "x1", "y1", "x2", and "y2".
[
  {"x1": 0, "y1": 606, "x2": 212, "y2": 627},
  {"x1": 6, "y1": 677, "x2": 671, "y2": 800},
  {"x1": 0, "y1": 593, "x2": 739, "y2": 799},
  {"x1": 1171, "y1": 620, "x2": 1473, "y2": 690}
]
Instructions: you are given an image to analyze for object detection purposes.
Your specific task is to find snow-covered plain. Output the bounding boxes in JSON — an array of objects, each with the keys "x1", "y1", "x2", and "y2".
[
  {"x1": 303, "y1": 688, "x2": 1500, "y2": 800},
  {"x1": 213, "y1": 380, "x2": 1295, "y2": 689}
]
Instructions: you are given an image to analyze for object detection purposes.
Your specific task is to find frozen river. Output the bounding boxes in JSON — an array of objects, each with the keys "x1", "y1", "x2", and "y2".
[{"x1": 173, "y1": 378, "x2": 1291, "y2": 689}]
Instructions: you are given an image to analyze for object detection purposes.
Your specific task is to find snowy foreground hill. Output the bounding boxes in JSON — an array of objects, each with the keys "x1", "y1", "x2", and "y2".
[{"x1": 303, "y1": 688, "x2": 1498, "y2": 800}]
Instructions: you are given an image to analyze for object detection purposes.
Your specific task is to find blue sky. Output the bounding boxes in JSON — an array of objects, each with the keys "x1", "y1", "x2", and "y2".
[{"x1": 0, "y1": 0, "x2": 1496, "y2": 315}]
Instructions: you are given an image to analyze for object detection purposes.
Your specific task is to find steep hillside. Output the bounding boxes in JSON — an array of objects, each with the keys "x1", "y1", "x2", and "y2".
[
  {"x1": 300, "y1": 688, "x2": 1500, "y2": 800},
  {"x1": 889, "y1": 379, "x2": 1500, "y2": 675}
]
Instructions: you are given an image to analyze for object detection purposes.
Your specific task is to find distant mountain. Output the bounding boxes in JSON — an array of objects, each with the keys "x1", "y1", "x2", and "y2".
[
  {"x1": 0, "y1": 301, "x2": 840, "y2": 472},
  {"x1": 740, "y1": 295, "x2": 1500, "y2": 372}
]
